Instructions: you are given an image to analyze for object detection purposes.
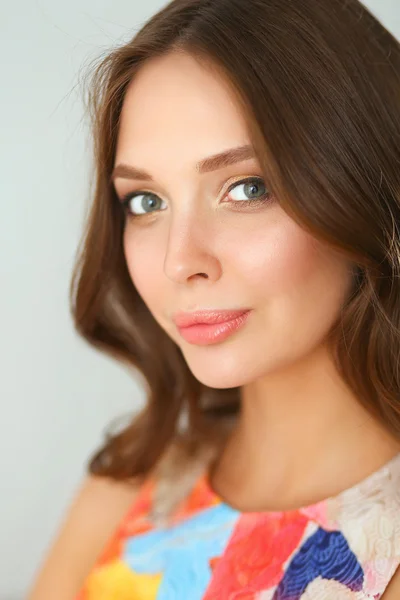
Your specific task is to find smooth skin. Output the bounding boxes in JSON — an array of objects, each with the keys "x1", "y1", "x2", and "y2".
[
  {"x1": 29, "y1": 51, "x2": 400, "y2": 598},
  {"x1": 28, "y1": 477, "x2": 140, "y2": 600}
]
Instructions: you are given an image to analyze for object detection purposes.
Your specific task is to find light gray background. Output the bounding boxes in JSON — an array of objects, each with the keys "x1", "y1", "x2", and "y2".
[{"x1": 0, "y1": 1, "x2": 398, "y2": 598}]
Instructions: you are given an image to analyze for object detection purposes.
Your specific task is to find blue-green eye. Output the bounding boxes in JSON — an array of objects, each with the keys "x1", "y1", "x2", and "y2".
[
  {"x1": 121, "y1": 192, "x2": 166, "y2": 216},
  {"x1": 227, "y1": 177, "x2": 269, "y2": 202},
  {"x1": 120, "y1": 176, "x2": 270, "y2": 218}
]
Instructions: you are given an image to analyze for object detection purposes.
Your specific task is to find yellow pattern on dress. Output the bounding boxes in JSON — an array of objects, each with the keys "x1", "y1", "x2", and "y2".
[{"x1": 84, "y1": 559, "x2": 162, "y2": 600}]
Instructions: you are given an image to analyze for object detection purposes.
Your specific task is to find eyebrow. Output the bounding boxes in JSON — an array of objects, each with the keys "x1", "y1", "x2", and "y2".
[{"x1": 110, "y1": 144, "x2": 255, "y2": 182}]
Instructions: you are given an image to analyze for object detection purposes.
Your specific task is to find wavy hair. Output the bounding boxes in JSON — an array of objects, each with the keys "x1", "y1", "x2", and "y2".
[{"x1": 71, "y1": 0, "x2": 400, "y2": 488}]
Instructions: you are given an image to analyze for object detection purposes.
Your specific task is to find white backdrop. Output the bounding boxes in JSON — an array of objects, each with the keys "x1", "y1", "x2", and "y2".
[{"x1": 0, "y1": 0, "x2": 398, "y2": 598}]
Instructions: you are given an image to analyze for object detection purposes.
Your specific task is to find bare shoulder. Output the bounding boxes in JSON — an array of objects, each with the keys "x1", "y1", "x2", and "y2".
[
  {"x1": 381, "y1": 564, "x2": 400, "y2": 599},
  {"x1": 28, "y1": 473, "x2": 142, "y2": 600}
]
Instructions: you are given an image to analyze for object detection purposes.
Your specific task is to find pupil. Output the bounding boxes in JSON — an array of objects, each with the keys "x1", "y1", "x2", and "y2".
[
  {"x1": 245, "y1": 181, "x2": 265, "y2": 198},
  {"x1": 144, "y1": 195, "x2": 158, "y2": 211}
]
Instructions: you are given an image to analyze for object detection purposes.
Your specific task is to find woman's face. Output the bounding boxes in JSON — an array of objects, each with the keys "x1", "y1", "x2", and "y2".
[{"x1": 113, "y1": 51, "x2": 353, "y2": 389}]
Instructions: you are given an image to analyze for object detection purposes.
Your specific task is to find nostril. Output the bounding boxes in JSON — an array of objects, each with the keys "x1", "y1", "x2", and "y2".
[{"x1": 189, "y1": 272, "x2": 208, "y2": 280}]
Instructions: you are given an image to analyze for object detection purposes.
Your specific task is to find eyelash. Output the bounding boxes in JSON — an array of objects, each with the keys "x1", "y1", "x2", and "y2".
[{"x1": 120, "y1": 176, "x2": 272, "y2": 218}]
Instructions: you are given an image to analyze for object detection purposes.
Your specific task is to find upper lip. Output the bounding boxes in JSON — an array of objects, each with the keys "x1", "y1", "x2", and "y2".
[{"x1": 173, "y1": 309, "x2": 250, "y2": 328}]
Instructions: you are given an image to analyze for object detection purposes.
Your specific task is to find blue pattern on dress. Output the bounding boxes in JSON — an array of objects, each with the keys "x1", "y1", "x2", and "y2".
[
  {"x1": 272, "y1": 527, "x2": 364, "y2": 599},
  {"x1": 123, "y1": 503, "x2": 240, "y2": 599}
]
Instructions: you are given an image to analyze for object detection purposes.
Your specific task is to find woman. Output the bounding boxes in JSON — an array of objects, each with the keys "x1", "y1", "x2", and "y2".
[{"x1": 29, "y1": 0, "x2": 400, "y2": 598}]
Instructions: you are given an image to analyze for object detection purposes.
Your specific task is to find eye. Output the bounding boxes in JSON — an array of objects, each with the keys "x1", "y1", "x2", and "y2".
[
  {"x1": 121, "y1": 192, "x2": 166, "y2": 216},
  {"x1": 226, "y1": 177, "x2": 270, "y2": 203},
  {"x1": 119, "y1": 176, "x2": 271, "y2": 218}
]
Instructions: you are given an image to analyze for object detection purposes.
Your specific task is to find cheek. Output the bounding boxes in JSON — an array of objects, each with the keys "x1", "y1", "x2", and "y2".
[
  {"x1": 123, "y1": 226, "x2": 163, "y2": 308},
  {"x1": 228, "y1": 215, "x2": 352, "y2": 344},
  {"x1": 230, "y1": 218, "x2": 320, "y2": 295}
]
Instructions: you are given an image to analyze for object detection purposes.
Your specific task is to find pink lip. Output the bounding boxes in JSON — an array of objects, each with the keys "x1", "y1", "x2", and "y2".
[{"x1": 173, "y1": 309, "x2": 251, "y2": 346}]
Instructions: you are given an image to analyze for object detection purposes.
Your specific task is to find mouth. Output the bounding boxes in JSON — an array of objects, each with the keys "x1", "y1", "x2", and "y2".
[{"x1": 173, "y1": 309, "x2": 252, "y2": 346}]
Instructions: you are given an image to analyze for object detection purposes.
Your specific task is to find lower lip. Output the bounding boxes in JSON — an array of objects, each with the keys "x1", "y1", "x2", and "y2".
[{"x1": 177, "y1": 311, "x2": 251, "y2": 346}]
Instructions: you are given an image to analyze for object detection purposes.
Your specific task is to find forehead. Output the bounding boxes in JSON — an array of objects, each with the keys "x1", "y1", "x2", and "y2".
[{"x1": 115, "y1": 52, "x2": 251, "y2": 168}]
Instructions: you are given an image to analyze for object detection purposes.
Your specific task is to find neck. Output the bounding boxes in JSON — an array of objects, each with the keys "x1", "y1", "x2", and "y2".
[{"x1": 212, "y1": 343, "x2": 400, "y2": 512}]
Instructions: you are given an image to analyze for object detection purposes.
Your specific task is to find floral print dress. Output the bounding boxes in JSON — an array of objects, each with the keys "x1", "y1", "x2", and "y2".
[{"x1": 77, "y1": 452, "x2": 400, "y2": 599}]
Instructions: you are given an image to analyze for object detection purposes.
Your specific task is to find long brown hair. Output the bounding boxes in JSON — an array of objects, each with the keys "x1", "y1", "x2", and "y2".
[{"x1": 71, "y1": 0, "x2": 400, "y2": 485}]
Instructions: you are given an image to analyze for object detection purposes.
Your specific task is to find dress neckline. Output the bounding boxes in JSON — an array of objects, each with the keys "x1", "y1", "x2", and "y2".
[{"x1": 201, "y1": 451, "x2": 400, "y2": 526}]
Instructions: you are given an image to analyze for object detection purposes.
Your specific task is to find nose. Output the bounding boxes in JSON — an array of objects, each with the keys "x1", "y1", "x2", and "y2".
[{"x1": 163, "y1": 212, "x2": 222, "y2": 285}]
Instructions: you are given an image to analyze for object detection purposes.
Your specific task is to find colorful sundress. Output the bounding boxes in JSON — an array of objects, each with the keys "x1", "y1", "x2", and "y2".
[{"x1": 77, "y1": 452, "x2": 400, "y2": 599}]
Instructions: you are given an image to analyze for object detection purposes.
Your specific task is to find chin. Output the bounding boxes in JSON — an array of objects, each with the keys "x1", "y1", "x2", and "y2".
[
  {"x1": 181, "y1": 349, "x2": 260, "y2": 390},
  {"x1": 193, "y1": 372, "x2": 244, "y2": 389}
]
